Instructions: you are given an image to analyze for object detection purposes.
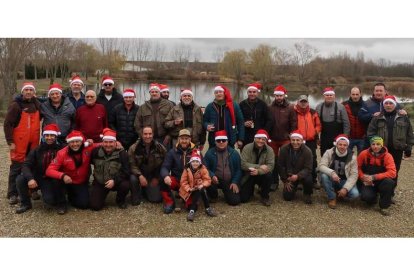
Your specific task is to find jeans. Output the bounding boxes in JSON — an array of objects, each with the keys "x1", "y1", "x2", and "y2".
[
  {"x1": 320, "y1": 173, "x2": 360, "y2": 200},
  {"x1": 348, "y1": 139, "x2": 365, "y2": 155}
]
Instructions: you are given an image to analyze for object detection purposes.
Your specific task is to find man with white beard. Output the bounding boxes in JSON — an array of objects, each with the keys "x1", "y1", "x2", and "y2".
[
  {"x1": 164, "y1": 88, "x2": 206, "y2": 150},
  {"x1": 66, "y1": 75, "x2": 86, "y2": 110}
]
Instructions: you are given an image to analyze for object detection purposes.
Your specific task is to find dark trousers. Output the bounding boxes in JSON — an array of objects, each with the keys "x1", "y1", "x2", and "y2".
[
  {"x1": 240, "y1": 173, "x2": 272, "y2": 202},
  {"x1": 282, "y1": 174, "x2": 313, "y2": 201},
  {"x1": 7, "y1": 161, "x2": 23, "y2": 198},
  {"x1": 189, "y1": 189, "x2": 210, "y2": 211},
  {"x1": 90, "y1": 179, "x2": 130, "y2": 211},
  {"x1": 60, "y1": 183, "x2": 89, "y2": 209},
  {"x1": 206, "y1": 178, "x2": 240, "y2": 206},
  {"x1": 131, "y1": 174, "x2": 162, "y2": 203},
  {"x1": 360, "y1": 178, "x2": 395, "y2": 209},
  {"x1": 16, "y1": 175, "x2": 65, "y2": 207},
  {"x1": 305, "y1": 140, "x2": 318, "y2": 183}
]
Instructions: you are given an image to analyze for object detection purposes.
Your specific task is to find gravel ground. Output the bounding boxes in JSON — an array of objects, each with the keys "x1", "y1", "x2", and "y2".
[{"x1": 0, "y1": 122, "x2": 413, "y2": 237}]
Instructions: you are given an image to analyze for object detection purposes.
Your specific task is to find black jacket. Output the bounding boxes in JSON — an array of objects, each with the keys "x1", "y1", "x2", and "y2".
[
  {"x1": 239, "y1": 98, "x2": 271, "y2": 144},
  {"x1": 96, "y1": 88, "x2": 124, "y2": 118},
  {"x1": 109, "y1": 103, "x2": 139, "y2": 150}
]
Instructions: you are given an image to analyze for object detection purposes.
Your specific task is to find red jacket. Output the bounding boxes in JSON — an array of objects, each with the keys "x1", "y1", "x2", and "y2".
[
  {"x1": 46, "y1": 143, "x2": 99, "y2": 184},
  {"x1": 294, "y1": 105, "x2": 321, "y2": 141},
  {"x1": 343, "y1": 100, "x2": 366, "y2": 139},
  {"x1": 357, "y1": 147, "x2": 396, "y2": 181},
  {"x1": 75, "y1": 103, "x2": 107, "y2": 142}
]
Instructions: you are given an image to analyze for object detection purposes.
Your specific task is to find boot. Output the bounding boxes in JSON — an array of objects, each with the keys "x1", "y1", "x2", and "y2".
[{"x1": 16, "y1": 204, "x2": 32, "y2": 214}]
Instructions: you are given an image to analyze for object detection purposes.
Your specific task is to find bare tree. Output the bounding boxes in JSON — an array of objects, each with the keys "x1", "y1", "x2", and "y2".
[
  {"x1": 292, "y1": 42, "x2": 318, "y2": 81},
  {"x1": 212, "y1": 46, "x2": 229, "y2": 63},
  {"x1": 131, "y1": 38, "x2": 152, "y2": 71},
  {"x1": 0, "y1": 38, "x2": 37, "y2": 100},
  {"x1": 151, "y1": 41, "x2": 167, "y2": 70}
]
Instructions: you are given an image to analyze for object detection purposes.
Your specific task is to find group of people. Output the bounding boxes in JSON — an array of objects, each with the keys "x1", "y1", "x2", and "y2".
[{"x1": 4, "y1": 77, "x2": 412, "y2": 220}]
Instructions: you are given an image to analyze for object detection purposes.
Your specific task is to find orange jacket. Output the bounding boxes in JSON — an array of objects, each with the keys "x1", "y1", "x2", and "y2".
[
  {"x1": 11, "y1": 111, "x2": 40, "y2": 162},
  {"x1": 179, "y1": 165, "x2": 211, "y2": 201},
  {"x1": 357, "y1": 147, "x2": 397, "y2": 181},
  {"x1": 294, "y1": 105, "x2": 321, "y2": 141}
]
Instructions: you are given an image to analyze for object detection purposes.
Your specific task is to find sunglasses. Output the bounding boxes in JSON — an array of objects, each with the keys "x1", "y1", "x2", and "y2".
[
  {"x1": 104, "y1": 83, "x2": 113, "y2": 87},
  {"x1": 216, "y1": 139, "x2": 227, "y2": 143}
]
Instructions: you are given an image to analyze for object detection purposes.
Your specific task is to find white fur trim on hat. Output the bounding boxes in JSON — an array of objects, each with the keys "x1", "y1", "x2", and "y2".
[
  {"x1": 66, "y1": 136, "x2": 84, "y2": 143},
  {"x1": 214, "y1": 86, "x2": 224, "y2": 92},
  {"x1": 334, "y1": 137, "x2": 350, "y2": 146},
  {"x1": 247, "y1": 86, "x2": 260, "y2": 92},
  {"x1": 215, "y1": 135, "x2": 228, "y2": 140},
  {"x1": 181, "y1": 89, "x2": 193, "y2": 96},
  {"x1": 189, "y1": 157, "x2": 202, "y2": 163},
  {"x1": 48, "y1": 88, "x2": 62, "y2": 96},
  {"x1": 21, "y1": 84, "x2": 36, "y2": 93},
  {"x1": 273, "y1": 91, "x2": 286, "y2": 95},
  {"x1": 123, "y1": 92, "x2": 135, "y2": 97},
  {"x1": 71, "y1": 79, "x2": 84, "y2": 85},
  {"x1": 323, "y1": 90, "x2": 335, "y2": 95},
  {"x1": 102, "y1": 136, "x2": 117, "y2": 141},
  {"x1": 160, "y1": 88, "x2": 169, "y2": 92},
  {"x1": 383, "y1": 98, "x2": 397, "y2": 106},
  {"x1": 290, "y1": 133, "x2": 303, "y2": 140},
  {"x1": 102, "y1": 79, "x2": 114, "y2": 85},
  {"x1": 43, "y1": 130, "x2": 61, "y2": 136}
]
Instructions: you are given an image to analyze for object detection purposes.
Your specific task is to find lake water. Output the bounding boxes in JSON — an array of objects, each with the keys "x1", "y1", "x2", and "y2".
[{"x1": 88, "y1": 81, "x2": 414, "y2": 108}]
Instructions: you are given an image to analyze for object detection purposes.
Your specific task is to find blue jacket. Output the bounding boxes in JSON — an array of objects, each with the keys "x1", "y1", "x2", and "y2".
[
  {"x1": 358, "y1": 96, "x2": 401, "y2": 125},
  {"x1": 160, "y1": 143, "x2": 197, "y2": 180},
  {"x1": 204, "y1": 146, "x2": 242, "y2": 186},
  {"x1": 203, "y1": 101, "x2": 245, "y2": 148}
]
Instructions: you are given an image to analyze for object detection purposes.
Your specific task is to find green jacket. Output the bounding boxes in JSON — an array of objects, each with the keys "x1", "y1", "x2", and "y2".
[
  {"x1": 240, "y1": 142, "x2": 275, "y2": 186},
  {"x1": 91, "y1": 147, "x2": 130, "y2": 185},
  {"x1": 367, "y1": 112, "x2": 414, "y2": 151},
  {"x1": 128, "y1": 139, "x2": 167, "y2": 177},
  {"x1": 164, "y1": 102, "x2": 206, "y2": 147}
]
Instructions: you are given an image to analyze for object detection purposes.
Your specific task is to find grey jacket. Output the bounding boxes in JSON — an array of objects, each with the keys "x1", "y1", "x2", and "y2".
[
  {"x1": 40, "y1": 96, "x2": 75, "y2": 139},
  {"x1": 315, "y1": 101, "x2": 350, "y2": 135}
]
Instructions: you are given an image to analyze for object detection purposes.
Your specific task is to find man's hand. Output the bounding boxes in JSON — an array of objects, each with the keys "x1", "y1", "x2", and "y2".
[
  {"x1": 63, "y1": 175, "x2": 72, "y2": 184},
  {"x1": 229, "y1": 183, "x2": 239, "y2": 193},
  {"x1": 139, "y1": 175, "x2": 148, "y2": 187},
  {"x1": 236, "y1": 140, "x2": 243, "y2": 149},
  {"x1": 362, "y1": 174, "x2": 374, "y2": 186},
  {"x1": 337, "y1": 188, "x2": 348, "y2": 198},
  {"x1": 287, "y1": 174, "x2": 298, "y2": 182},
  {"x1": 28, "y1": 179, "x2": 38, "y2": 189},
  {"x1": 105, "y1": 179, "x2": 115, "y2": 189},
  {"x1": 212, "y1": 176, "x2": 219, "y2": 185},
  {"x1": 249, "y1": 168, "x2": 259, "y2": 176},
  {"x1": 164, "y1": 176, "x2": 172, "y2": 186},
  {"x1": 331, "y1": 172, "x2": 340, "y2": 182},
  {"x1": 9, "y1": 143, "x2": 16, "y2": 151},
  {"x1": 398, "y1": 109, "x2": 408, "y2": 116},
  {"x1": 373, "y1": 112, "x2": 381, "y2": 117},
  {"x1": 259, "y1": 165, "x2": 269, "y2": 174},
  {"x1": 244, "y1": 121, "x2": 253, "y2": 128},
  {"x1": 115, "y1": 141, "x2": 124, "y2": 150},
  {"x1": 284, "y1": 181, "x2": 293, "y2": 192}
]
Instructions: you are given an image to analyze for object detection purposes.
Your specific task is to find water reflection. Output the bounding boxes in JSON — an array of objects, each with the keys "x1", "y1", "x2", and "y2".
[{"x1": 87, "y1": 81, "x2": 413, "y2": 108}]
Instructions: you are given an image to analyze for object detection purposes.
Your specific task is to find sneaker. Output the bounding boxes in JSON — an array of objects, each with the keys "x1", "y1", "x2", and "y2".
[
  {"x1": 380, "y1": 208, "x2": 391, "y2": 216},
  {"x1": 31, "y1": 190, "x2": 41, "y2": 200},
  {"x1": 260, "y1": 197, "x2": 271, "y2": 207},
  {"x1": 205, "y1": 207, "x2": 217, "y2": 217},
  {"x1": 9, "y1": 195, "x2": 18, "y2": 205},
  {"x1": 163, "y1": 204, "x2": 175, "y2": 214},
  {"x1": 56, "y1": 206, "x2": 67, "y2": 215},
  {"x1": 15, "y1": 204, "x2": 32, "y2": 214},
  {"x1": 187, "y1": 210, "x2": 195, "y2": 222},
  {"x1": 117, "y1": 202, "x2": 127, "y2": 209},
  {"x1": 303, "y1": 194, "x2": 312, "y2": 204},
  {"x1": 328, "y1": 199, "x2": 337, "y2": 209}
]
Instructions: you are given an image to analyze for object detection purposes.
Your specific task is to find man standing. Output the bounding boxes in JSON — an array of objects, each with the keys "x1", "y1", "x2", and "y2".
[
  {"x1": 109, "y1": 88, "x2": 139, "y2": 150},
  {"x1": 66, "y1": 75, "x2": 85, "y2": 110},
  {"x1": 75, "y1": 90, "x2": 108, "y2": 142},
  {"x1": 316, "y1": 87, "x2": 350, "y2": 156},
  {"x1": 160, "y1": 129, "x2": 197, "y2": 213},
  {"x1": 15, "y1": 124, "x2": 64, "y2": 213},
  {"x1": 159, "y1": 84, "x2": 176, "y2": 105},
  {"x1": 135, "y1": 83, "x2": 174, "y2": 146},
  {"x1": 268, "y1": 85, "x2": 297, "y2": 191},
  {"x1": 204, "y1": 130, "x2": 242, "y2": 206},
  {"x1": 294, "y1": 94, "x2": 321, "y2": 187},
  {"x1": 89, "y1": 128, "x2": 131, "y2": 210},
  {"x1": 40, "y1": 83, "x2": 76, "y2": 144},
  {"x1": 318, "y1": 134, "x2": 360, "y2": 209},
  {"x1": 164, "y1": 88, "x2": 206, "y2": 149},
  {"x1": 278, "y1": 130, "x2": 313, "y2": 204},
  {"x1": 96, "y1": 75, "x2": 123, "y2": 117},
  {"x1": 240, "y1": 129, "x2": 275, "y2": 206},
  {"x1": 4, "y1": 82, "x2": 41, "y2": 204},
  {"x1": 129, "y1": 126, "x2": 167, "y2": 205},
  {"x1": 342, "y1": 87, "x2": 366, "y2": 154},
  {"x1": 239, "y1": 83, "x2": 271, "y2": 147},
  {"x1": 203, "y1": 84, "x2": 245, "y2": 149}
]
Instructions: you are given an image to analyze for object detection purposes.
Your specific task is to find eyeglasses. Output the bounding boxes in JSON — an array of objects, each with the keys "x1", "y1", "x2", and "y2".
[
  {"x1": 216, "y1": 139, "x2": 227, "y2": 143},
  {"x1": 104, "y1": 83, "x2": 113, "y2": 87}
]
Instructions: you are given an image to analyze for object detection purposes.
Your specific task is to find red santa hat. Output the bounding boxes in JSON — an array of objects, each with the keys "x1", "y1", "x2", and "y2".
[
  {"x1": 149, "y1": 83, "x2": 161, "y2": 92},
  {"x1": 43, "y1": 124, "x2": 61, "y2": 136},
  {"x1": 323, "y1": 87, "x2": 335, "y2": 96},
  {"x1": 254, "y1": 129, "x2": 271, "y2": 142},
  {"x1": 215, "y1": 130, "x2": 228, "y2": 140},
  {"x1": 70, "y1": 75, "x2": 84, "y2": 86},
  {"x1": 66, "y1": 130, "x2": 85, "y2": 143},
  {"x1": 333, "y1": 134, "x2": 350, "y2": 146},
  {"x1": 48, "y1": 83, "x2": 63, "y2": 97},
  {"x1": 188, "y1": 149, "x2": 202, "y2": 164},
  {"x1": 100, "y1": 128, "x2": 117, "y2": 141},
  {"x1": 159, "y1": 84, "x2": 169, "y2": 92},
  {"x1": 383, "y1": 95, "x2": 397, "y2": 106},
  {"x1": 102, "y1": 75, "x2": 114, "y2": 85},
  {"x1": 123, "y1": 88, "x2": 136, "y2": 98},
  {"x1": 180, "y1": 88, "x2": 193, "y2": 97},
  {"x1": 247, "y1": 82, "x2": 262, "y2": 92},
  {"x1": 21, "y1": 82, "x2": 36, "y2": 93},
  {"x1": 274, "y1": 85, "x2": 287, "y2": 96},
  {"x1": 290, "y1": 130, "x2": 304, "y2": 140},
  {"x1": 214, "y1": 85, "x2": 236, "y2": 129}
]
